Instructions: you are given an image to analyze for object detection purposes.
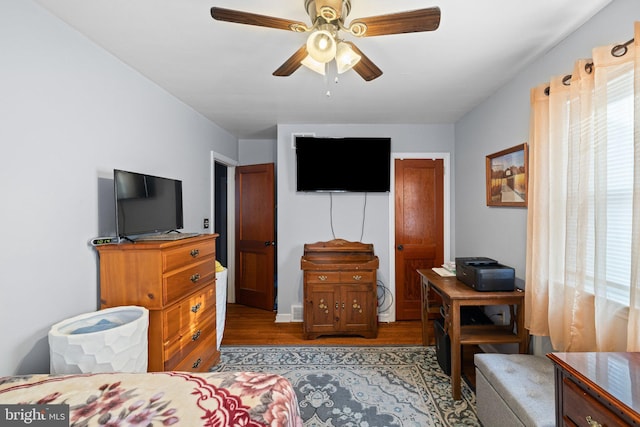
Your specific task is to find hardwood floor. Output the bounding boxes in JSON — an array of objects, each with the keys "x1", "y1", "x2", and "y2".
[
  {"x1": 221, "y1": 303, "x2": 423, "y2": 345},
  {"x1": 220, "y1": 304, "x2": 480, "y2": 388}
]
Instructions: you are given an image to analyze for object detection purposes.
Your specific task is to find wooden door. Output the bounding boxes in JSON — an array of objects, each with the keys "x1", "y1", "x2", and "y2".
[
  {"x1": 235, "y1": 163, "x2": 275, "y2": 311},
  {"x1": 395, "y1": 159, "x2": 444, "y2": 320}
]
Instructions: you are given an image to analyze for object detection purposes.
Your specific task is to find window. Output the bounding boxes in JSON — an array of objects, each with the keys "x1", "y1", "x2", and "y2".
[{"x1": 583, "y1": 72, "x2": 634, "y2": 306}]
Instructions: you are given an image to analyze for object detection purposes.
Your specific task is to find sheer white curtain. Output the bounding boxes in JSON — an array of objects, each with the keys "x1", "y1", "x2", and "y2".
[{"x1": 525, "y1": 22, "x2": 640, "y2": 352}]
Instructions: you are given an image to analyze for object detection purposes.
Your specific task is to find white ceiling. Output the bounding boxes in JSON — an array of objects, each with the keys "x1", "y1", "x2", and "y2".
[{"x1": 35, "y1": 0, "x2": 611, "y2": 139}]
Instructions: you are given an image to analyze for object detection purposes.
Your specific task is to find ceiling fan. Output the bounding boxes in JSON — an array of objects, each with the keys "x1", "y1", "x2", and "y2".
[{"x1": 210, "y1": 0, "x2": 440, "y2": 81}]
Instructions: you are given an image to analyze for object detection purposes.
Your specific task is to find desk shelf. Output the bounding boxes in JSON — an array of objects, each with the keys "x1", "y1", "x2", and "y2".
[
  {"x1": 418, "y1": 269, "x2": 528, "y2": 400},
  {"x1": 459, "y1": 325, "x2": 520, "y2": 345}
]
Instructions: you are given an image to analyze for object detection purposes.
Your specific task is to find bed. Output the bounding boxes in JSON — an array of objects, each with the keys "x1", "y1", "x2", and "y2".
[{"x1": 0, "y1": 370, "x2": 303, "y2": 427}]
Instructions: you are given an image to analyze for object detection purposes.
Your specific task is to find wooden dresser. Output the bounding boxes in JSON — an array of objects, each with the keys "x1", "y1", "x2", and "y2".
[
  {"x1": 548, "y1": 352, "x2": 640, "y2": 426},
  {"x1": 300, "y1": 239, "x2": 379, "y2": 340},
  {"x1": 96, "y1": 234, "x2": 219, "y2": 372}
]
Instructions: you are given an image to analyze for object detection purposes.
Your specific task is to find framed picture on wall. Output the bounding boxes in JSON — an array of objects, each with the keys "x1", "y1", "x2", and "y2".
[{"x1": 485, "y1": 143, "x2": 528, "y2": 207}]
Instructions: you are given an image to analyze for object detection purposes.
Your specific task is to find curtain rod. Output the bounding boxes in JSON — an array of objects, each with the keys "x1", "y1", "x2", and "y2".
[{"x1": 544, "y1": 37, "x2": 635, "y2": 96}]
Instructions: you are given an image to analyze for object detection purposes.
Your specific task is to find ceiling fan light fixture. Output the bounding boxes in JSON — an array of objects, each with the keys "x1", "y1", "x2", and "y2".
[
  {"x1": 306, "y1": 29, "x2": 337, "y2": 63},
  {"x1": 211, "y1": 2, "x2": 441, "y2": 82},
  {"x1": 335, "y1": 42, "x2": 361, "y2": 74},
  {"x1": 301, "y1": 55, "x2": 326, "y2": 75}
]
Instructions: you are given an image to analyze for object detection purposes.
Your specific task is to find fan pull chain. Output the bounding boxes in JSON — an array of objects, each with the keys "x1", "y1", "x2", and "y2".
[
  {"x1": 326, "y1": 78, "x2": 339, "y2": 97},
  {"x1": 325, "y1": 67, "x2": 340, "y2": 97}
]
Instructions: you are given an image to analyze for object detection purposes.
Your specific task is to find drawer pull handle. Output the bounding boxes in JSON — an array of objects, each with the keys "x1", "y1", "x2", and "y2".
[
  {"x1": 191, "y1": 302, "x2": 202, "y2": 313},
  {"x1": 192, "y1": 358, "x2": 202, "y2": 369},
  {"x1": 190, "y1": 249, "x2": 200, "y2": 258},
  {"x1": 318, "y1": 275, "x2": 328, "y2": 281},
  {"x1": 353, "y1": 275, "x2": 362, "y2": 281},
  {"x1": 585, "y1": 416, "x2": 602, "y2": 427},
  {"x1": 335, "y1": 302, "x2": 339, "y2": 310},
  {"x1": 192, "y1": 330, "x2": 201, "y2": 341},
  {"x1": 190, "y1": 273, "x2": 201, "y2": 283}
]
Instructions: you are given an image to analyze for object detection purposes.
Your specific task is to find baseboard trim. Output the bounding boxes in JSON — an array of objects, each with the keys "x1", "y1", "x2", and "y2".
[
  {"x1": 275, "y1": 313, "x2": 291, "y2": 323},
  {"x1": 478, "y1": 344, "x2": 499, "y2": 353}
]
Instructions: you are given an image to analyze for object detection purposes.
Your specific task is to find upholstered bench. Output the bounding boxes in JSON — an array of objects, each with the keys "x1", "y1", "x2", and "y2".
[{"x1": 474, "y1": 353, "x2": 555, "y2": 427}]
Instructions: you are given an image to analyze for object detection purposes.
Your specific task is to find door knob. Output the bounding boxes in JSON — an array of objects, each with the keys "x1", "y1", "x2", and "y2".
[
  {"x1": 264, "y1": 241, "x2": 275, "y2": 246},
  {"x1": 397, "y1": 244, "x2": 404, "y2": 251}
]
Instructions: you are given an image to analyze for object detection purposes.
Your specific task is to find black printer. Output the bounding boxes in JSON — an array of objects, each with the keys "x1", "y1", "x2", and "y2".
[{"x1": 455, "y1": 257, "x2": 515, "y2": 291}]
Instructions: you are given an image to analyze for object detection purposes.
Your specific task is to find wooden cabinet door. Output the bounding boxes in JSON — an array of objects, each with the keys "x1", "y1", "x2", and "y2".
[
  {"x1": 304, "y1": 283, "x2": 338, "y2": 337},
  {"x1": 340, "y1": 284, "x2": 375, "y2": 332}
]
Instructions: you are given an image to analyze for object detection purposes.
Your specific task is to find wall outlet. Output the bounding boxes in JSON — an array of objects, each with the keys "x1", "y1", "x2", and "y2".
[
  {"x1": 203, "y1": 218, "x2": 209, "y2": 229},
  {"x1": 496, "y1": 308, "x2": 509, "y2": 325}
]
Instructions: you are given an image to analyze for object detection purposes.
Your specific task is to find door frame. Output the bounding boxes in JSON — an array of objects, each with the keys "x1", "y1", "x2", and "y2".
[
  {"x1": 210, "y1": 151, "x2": 238, "y2": 303},
  {"x1": 386, "y1": 152, "x2": 451, "y2": 323}
]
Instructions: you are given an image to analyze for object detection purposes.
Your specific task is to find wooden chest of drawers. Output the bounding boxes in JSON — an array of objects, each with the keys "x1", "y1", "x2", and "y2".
[
  {"x1": 548, "y1": 352, "x2": 640, "y2": 427},
  {"x1": 97, "y1": 234, "x2": 219, "y2": 372},
  {"x1": 301, "y1": 239, "x2": 379, "y2": 340}
]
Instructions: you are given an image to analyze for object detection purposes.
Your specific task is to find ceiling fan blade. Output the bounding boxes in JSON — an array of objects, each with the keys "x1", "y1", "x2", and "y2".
[
  {"x1": 211, "y1": 7, "x2": 310, "y2": 32},
  {"x1": 273, "y1": 45, "x2": 309, "y2": 77},
  {"x1": 349, "y1": 7, "x2": 441, "y2": 37},
  {"x1": 344, "y1": 42, "x2": 382, "y2": 81}
]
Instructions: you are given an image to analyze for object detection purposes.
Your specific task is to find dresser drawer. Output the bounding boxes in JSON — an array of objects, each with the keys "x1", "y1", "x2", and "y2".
[
  {"x1": 562, "y1": 377, "x2": 628, "y2": 427},
  {"x1": 170, "y1": 332, "x2": 219, "y2": 372},
  {"x1": 164, "y1": 312, "x2": 216, "y2": 370},
  {"x1": 163, "y1": 239, "x2": 215, "y2": 272},
  {"x1": 305, "y1": 271, "x2": 340, "y2": 283},
  {"x1": 340, "y1": 271, "x2": 374, "y2": 283},
  {"x1": 163, "y1": 285, "x2": 215, "y2": 340},
  {"x1": 163, "y1": 259, "x2": 216, "y2": 305}
]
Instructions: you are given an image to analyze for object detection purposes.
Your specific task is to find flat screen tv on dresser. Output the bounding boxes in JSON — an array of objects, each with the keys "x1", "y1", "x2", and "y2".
[
  {"x1": 295, "y1": 136, "x2": 391, "y2": 193},
  {"x1": 114, "y1": 169, "x2": 184, "y2": 239}
]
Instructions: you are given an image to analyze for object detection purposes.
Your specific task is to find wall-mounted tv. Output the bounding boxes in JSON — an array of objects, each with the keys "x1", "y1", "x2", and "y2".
[
  {"x1": 295, "y1": 136, "x2": 391, "y2": 192},
  {"x1": 114, "y1": 169, "x2": 183, "y2": 238}
]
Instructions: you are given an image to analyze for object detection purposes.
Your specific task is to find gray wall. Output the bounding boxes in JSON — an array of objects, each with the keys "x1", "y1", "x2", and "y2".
[
  {"x1": 238, "y1": 139, "x2": 277, "y2": 165},
  {"x1": 455, "y1": 0, "x2": 640, "y2": 282},
  {"x1": 0, "y1": 0, "x2": 238, "y2": 375}
]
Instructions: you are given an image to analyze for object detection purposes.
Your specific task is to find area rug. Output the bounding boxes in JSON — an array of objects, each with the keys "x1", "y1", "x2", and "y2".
[{"x1": 210, "y1": 345, "x2": 479, "y2": 427}]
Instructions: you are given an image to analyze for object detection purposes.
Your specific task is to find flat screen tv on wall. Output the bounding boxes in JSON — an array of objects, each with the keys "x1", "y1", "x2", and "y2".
[
  {"x1": 114, "y1": 169, "x2": 184, "y2": 238},
  {"x1": 295, "y1": 136, "x2": 391, "y2": 192}
]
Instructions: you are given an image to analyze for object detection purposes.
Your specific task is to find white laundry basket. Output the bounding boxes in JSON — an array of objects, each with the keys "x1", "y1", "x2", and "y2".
[
  {"x1": 49, "y1": 306, "x2": 148, "y2": 374},
  {"x1": 216, "y1": 267, "x2": 227, "y2": 349}
]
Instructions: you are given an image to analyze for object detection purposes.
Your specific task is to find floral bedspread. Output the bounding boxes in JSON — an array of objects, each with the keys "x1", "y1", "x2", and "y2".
[{"x1": 0, "y1": 371, "x2": 303, "y2": 427}]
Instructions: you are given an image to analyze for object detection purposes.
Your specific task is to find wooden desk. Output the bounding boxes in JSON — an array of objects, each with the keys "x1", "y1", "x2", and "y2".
[
  {"x1": 548, "y1": 352, "x2": 640, "y2": 426},
  {"x1": 417, "y1": 269, "x2": 528, "y2": 400}
]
